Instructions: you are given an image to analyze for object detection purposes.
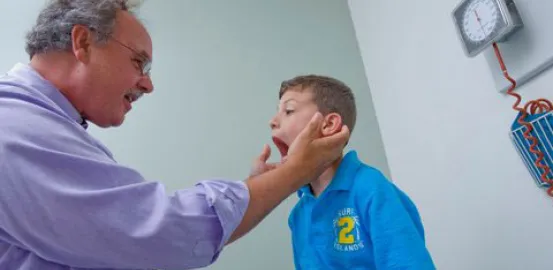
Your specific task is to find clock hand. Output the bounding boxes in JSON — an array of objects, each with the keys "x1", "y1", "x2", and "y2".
[{"x1": 474, "y1": 9, "x2": 487, "y2": 36}]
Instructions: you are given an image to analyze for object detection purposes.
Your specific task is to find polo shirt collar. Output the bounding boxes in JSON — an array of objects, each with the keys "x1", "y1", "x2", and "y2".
[{"x1": 298, "y1": 150, "x2": 362, "y2": 197}]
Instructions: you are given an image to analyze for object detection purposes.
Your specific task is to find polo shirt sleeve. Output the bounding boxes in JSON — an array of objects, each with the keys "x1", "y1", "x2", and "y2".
[
  {"x1": 358, "y1": 169, "x2": 435, "y2": 269},
  {"x1": 0, "y1": 95, "x2": 250, "y2": 269}
]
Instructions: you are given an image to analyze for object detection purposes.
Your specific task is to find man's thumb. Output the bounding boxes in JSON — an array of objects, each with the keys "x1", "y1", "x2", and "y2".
[
  {"x1": 297, "y1": 112, "x2": 323, "y2": 141},
  {"x1": 259, "y1": 144, "x2": 271, "y2": 162}
]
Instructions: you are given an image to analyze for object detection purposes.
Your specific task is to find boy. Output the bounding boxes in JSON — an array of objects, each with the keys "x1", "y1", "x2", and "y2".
[{"x1": 252, "y1": 75, "x2": 435, "y2": 269}]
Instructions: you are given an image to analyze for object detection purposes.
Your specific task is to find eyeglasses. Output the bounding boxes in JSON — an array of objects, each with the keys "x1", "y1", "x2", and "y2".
[{"x1": 111, "y1": 37, "x2": 152, "y2": 77}]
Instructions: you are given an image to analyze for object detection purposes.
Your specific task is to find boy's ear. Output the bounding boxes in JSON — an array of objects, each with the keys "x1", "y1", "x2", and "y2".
[{"x1": 321, "y1": 113, "x2": 343, "y2": 136}]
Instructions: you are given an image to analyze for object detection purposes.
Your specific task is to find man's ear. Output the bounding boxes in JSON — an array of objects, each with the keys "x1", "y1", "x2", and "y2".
[
  {"x1": 321, "y1": 113, "x2": 343, "y2": 136},
  {"x1": 71, "y1": 25, "x2": 93, "y2": 63}
]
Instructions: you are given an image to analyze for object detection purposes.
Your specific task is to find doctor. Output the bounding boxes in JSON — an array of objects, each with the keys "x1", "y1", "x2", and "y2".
[{"x1": 0, "y1": 0, "x2": 349, "y2": 269}]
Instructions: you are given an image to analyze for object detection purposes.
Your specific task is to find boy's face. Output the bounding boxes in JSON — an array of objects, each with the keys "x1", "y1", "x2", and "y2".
[{"x1": 270, "y1": 87, "x2": 343, "y2": 161}]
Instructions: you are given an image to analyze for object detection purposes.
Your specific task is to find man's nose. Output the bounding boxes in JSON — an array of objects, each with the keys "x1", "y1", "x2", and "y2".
[{"x1": 137, "y1": 75, "x2": 154, "y2": 93}]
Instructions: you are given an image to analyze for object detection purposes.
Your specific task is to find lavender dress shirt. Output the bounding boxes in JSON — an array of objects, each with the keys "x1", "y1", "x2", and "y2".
[{"x1": 0, "y1": 63, "x2": 250, "y2": 270}]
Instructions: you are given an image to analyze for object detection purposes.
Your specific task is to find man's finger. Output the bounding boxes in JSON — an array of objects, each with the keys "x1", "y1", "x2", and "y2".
[
  {"x1": 294, "y1": 112, "x2": 323, "y2": 144},
  {"x1": 265, "y1": 163, "x2": 278, "y2": 170},
  {"x1": 259, "y1": 144, "x2": 271, "y2": 162},
  {"x1": 313, "y1": 125, "x2": 350, "y2": 149}
]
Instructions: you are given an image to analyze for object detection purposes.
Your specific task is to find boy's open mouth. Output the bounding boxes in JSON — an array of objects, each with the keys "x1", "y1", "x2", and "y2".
[{"x1": 272, "y1": 136, "x2": 289, "y2": 161}]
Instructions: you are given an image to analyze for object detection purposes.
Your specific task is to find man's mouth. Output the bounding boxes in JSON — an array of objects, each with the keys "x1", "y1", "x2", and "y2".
[
  {"x1": 124, "y1": 90, "x2": 143, "y2": 104},
  {"x1": 272, "y1": 136, "x2": 289, "y2": 161}
]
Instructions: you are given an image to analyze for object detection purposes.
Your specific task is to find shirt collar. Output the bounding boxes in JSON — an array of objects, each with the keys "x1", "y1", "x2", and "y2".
[
  {"x1": 7, "y1": 63, "x2": 88, "y2": 129},
  {"x1": 298, "y1": 150, "x2": 362, "y2": 197}
]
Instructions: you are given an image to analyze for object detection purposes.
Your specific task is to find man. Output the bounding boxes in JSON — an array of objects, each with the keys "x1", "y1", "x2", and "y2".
[{"x1": 0, "y1": 1, "x2": 349, "y2": 270}]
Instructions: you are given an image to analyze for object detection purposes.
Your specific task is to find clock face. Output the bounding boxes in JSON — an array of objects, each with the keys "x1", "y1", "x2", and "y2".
[
  {"x1": 452, "y1": 0, "x2": 522, "y2": 57},
  {"x1": 462, "y1": 0, "x2": 499, "y2": 42}
]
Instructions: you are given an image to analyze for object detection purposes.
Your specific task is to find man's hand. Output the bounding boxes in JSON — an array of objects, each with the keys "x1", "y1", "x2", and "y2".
[
  {"x1": 228, "y1": 111, "x2": 349, "y2": 244},
  {"x1": 250, "y1": 144, "x2": 279, "y2": 177},
  {"x1": 286, "y1": 112, "x2": 350, "y2": 182}
]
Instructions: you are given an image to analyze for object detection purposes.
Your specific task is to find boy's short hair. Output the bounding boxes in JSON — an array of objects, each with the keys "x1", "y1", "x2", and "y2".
[{"x1": 279, "y1": 74, "x2": 357, "y2": 133}]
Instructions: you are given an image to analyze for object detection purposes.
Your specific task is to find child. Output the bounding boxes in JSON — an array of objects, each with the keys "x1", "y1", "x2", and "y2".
[{"x1": 256, "y1": 75, "x2": 435, "y2": 269}]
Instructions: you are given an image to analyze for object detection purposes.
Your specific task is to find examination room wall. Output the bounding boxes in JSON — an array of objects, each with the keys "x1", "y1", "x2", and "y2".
[
  {"x1": 0, "y1": 1, "x2": 389, "y2": 269},
  {"x1": 349, "y1": 0, "x2": 553, "y2": 269}
]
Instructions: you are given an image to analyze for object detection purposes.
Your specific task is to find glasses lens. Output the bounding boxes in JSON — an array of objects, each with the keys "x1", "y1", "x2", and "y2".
[{"x1": 143, "y1": 61, "x2": 151, "y2": 76}]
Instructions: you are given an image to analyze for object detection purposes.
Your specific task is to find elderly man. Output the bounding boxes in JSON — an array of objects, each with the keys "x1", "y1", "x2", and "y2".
[{"x1": 0, "y1": 1, "x2": 349, "y2": 269}]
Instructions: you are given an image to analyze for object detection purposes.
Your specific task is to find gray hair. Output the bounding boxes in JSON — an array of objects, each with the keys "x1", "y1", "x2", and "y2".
[{"x1": 25, "y1": 0, "x2": 140, "y2": 58}]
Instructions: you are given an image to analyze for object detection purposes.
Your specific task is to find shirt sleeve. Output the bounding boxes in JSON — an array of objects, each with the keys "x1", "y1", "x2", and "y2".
[
  {"x1": 0, "y1": 105, "x2": 250, "y2": 269},
  {"x1": 359, "y1": 170, "x2": 435, "y2": 270}
]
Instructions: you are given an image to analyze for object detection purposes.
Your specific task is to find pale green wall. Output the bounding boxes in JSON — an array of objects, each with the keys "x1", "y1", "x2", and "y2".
[{"x1": 0, "y1": 1, "x2": 389, "y2": 269}]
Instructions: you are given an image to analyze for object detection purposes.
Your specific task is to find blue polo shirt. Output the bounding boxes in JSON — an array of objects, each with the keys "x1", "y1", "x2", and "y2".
[{"x1": 288, "y1": 151, "x2": 435, "y2": 269}]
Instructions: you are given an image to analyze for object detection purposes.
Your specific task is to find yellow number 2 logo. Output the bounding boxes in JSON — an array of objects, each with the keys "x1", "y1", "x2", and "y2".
[{"x1": 338, "y1": 216, "x2": 355, "y2": 244}]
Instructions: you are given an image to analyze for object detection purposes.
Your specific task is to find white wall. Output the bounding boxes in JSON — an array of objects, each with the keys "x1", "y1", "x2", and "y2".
[
  {"x1": 0, "y1": 1, "x2": 389, "y2": 269},
  {"x1": 349, "y1": 0, "x2": 553, "y2": 269}
]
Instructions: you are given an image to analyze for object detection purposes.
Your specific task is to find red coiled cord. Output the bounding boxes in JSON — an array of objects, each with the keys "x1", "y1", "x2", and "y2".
[{"x1": 492, "y1": 42, "x2": 553, "y2": 196}]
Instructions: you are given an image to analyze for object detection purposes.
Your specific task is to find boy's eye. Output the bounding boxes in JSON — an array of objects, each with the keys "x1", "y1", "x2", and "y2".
[{"x1": 285, "y1": 109, "x2": 294, "y2": 115}]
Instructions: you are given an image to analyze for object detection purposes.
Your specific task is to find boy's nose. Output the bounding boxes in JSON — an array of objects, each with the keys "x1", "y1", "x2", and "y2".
[{"x1": 269, "y1": 116, "x2": 279, "y2": 130}]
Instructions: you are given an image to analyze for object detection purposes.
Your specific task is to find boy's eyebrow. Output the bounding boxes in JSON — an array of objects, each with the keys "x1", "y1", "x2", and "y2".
[
  {"x1": 282, "y1": 98, "x2": 297, "y2": 104},
  {"x1": 277, "y1": 98, "x2": 297, "y2": 110}
]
